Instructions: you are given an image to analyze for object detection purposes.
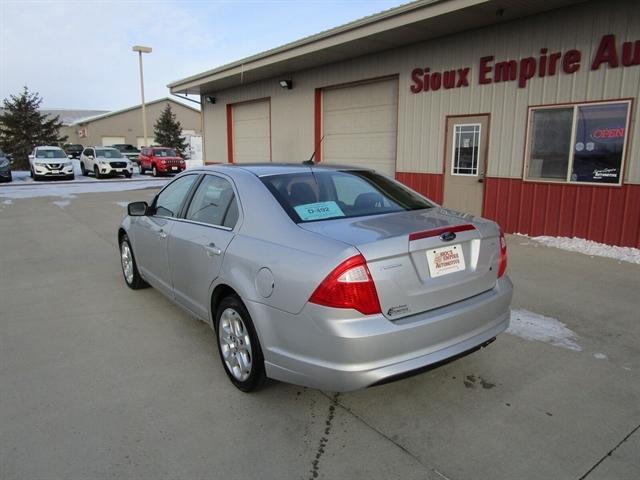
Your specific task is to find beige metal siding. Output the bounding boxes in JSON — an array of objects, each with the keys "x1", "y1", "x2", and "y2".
[
  {"x1": 322, "y1": 78, "x2": 398, "y2": 176},
  {"x1": 232, "y1": 100, "x2": 271, "y2": 163},
  {"x1": 201, "y1": 0, "x2": 640, "y2": 183}
]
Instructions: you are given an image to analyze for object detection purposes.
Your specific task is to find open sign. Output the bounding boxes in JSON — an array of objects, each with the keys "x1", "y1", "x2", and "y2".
[{"x1": 591, "y1": 127, "x2": 625, "y2": 141}]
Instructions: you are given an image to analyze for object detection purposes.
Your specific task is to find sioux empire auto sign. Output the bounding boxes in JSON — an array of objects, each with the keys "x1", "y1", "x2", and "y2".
[{"x1": 410, "y1": 34, "x2": 640, "y2": 93}]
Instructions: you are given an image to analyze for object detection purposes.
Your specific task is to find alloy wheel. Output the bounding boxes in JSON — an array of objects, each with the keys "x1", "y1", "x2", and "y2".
[
  {"x1": 120, "y1": 242, "x2": 134, "y2": 285},
  {"x1": 218, "y1": 308, "x2": 253, "y2": 381}
]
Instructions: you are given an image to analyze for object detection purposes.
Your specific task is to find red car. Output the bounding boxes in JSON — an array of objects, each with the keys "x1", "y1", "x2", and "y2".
[{"x1": 139, "y1": 147, "x2": 186, "y2": 176}]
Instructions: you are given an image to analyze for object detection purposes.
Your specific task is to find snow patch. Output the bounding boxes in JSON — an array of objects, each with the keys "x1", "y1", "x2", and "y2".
[
  {"x1": 514, "y1": 234, "x2": 640, "y2": 265},
  {"x1": 116, "y1": 201, "x2": 129, "y2": 208},
  {"x1": 0, "y1": 180, "x2": 167, "y2": 199},
  {"x1": 508, "y1": 309, "x2": 582, "y2": 351},
  {"x1": 2, "y1": 199, "x2": 12, "y2": 205},
  {"x1": 52, "y1": 199, "x2": 71, "y2": 209},
  {"x1": 593, "y1": 352, "x2": 608, "y2": 360}
]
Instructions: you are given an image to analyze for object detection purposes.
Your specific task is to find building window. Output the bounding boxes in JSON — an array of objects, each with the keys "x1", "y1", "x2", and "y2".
[
  {"x1": 525, "y1": 100, "x2": 631, "y2": 185},
  {"x1": 452, "y1": 124, "x2": 481, "y2": 176}
]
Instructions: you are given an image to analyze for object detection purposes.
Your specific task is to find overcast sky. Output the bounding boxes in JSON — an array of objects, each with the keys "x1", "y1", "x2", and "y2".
[{"x1": 0, "y1": 0, "x2": 402, "y2": 111}]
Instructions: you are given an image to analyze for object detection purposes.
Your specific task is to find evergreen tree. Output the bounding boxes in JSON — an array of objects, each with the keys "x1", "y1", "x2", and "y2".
[
  {"x1": 0, "y1": 87, "x2": 67, "y2": 168},
  {"x1": 153, "y1": 104, "x2": 187, "y2": 155}
]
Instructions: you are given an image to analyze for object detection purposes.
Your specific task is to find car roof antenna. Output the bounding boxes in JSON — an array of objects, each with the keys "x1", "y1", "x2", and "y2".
[{"x1": 302, "y1": 135, "x2": 325, "y2": 165}]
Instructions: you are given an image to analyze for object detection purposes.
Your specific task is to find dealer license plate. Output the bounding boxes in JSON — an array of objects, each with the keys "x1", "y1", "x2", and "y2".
[
  {"x1": 172, "y1": 166, "x2": 178, "y2": 171},
  {"x1": 426, "y1": 244, "x2": 466, "y2": 278},
  {"x1": 51, "y1": 170, "x2": 60, "y2": 174}
]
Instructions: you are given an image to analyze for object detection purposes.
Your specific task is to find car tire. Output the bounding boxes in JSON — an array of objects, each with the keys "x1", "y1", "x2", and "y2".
[
  {"x1": 119, "y1": 234, "x2": 149, "y2": 290},
  {"x1": 215, "y1": 295, "x2": 267, "y2": 392},
  {"x1": 67, "y1": 175, "x2": 75, "y2": 181},
  {"x1": 152, "y1": 165, "x2": 159, "y2": 177},
  {"x1": 140, "y1": 165, "x2": 145, "y2": 174},
  {"x1": 29, "y1": 168, "x2": 33, "y2": 178},
  {"x1": 94, "y1": 165, "x2": 102, "y2": 179},
  {"x1": 81, "y1": 162, "x2": 88, "y2": 176},
  {"x1": 124, "y1": 171, "x2": 132, "y2": 179}
]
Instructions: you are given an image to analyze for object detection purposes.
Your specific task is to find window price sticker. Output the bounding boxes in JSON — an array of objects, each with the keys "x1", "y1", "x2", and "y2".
[{"x1": 294, "y1": 201, "x2": 345, "y2": 221}]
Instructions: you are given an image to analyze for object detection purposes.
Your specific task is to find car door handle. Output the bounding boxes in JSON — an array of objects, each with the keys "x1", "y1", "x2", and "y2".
[
  {"x1": 204, "y1": 243, "x2": 222, "y2": 256},
  {"x1": 158, "y1": 229, "x2": 167, "y2": 239}
]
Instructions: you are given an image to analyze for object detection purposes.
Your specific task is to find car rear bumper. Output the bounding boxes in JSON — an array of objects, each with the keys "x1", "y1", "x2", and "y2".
[{"x1": 248, "y1": 276, "x2": 513, "y2": 392}]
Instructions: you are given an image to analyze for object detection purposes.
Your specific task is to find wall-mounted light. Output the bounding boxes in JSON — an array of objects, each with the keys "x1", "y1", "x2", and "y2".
[
  {"x1": 279, "y1": 79, "x2": 293, "y2": 90},
  {"x1": 205, "y1": 95, "x2": 216, "y2": 104}
]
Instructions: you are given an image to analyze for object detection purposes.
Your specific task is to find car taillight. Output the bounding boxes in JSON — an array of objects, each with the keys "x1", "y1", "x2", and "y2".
[
  {"x1": 309, "y1": 254, "x2": 381, "y2": 315},
  {"x1": 497, "y1": 229, "x2": 507, "y2": 278}
]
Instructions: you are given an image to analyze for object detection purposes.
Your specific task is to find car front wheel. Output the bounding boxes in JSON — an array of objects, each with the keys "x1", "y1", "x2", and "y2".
[
  {"x1": 80, "y1": 162, "x2": 88, "y2": 176},
  {"x1": 94, "y1": 165, "x2": 102, "y2": 179},
  {"x1": 152, "y1": 165, "x2": 159, "y2": 177},
  {"x1": 119, "y1": 234, "x2": 148, "y2": 290}
]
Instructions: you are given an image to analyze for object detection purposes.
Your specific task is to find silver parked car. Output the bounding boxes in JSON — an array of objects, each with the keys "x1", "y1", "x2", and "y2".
[{"x1": 119, "y1": 164, "x2": 512, "y2": 392}]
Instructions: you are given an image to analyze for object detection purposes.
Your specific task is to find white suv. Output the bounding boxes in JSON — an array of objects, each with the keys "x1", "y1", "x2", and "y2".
[
  {"x1": 29, "y1": 146, "x2": 75, "y2": 181},
  {"x1": 80, "y1": 146, "x2": 134, "y2": 179}
]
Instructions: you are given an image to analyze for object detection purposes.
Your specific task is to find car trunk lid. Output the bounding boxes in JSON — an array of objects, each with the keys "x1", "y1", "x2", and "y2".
[{"x1": 299, "y1": 208, "x2": 501, "y2": 320}]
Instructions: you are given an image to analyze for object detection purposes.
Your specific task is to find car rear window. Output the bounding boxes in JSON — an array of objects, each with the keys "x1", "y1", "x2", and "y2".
[{"x1": 261, "y1": 170, "x2": 433, "y2": 223}]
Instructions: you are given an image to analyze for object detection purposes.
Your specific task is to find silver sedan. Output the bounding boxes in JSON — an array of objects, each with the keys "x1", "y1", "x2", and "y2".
[{"x1": 119, "y1": 164, "x2": 512, "y2": 392}]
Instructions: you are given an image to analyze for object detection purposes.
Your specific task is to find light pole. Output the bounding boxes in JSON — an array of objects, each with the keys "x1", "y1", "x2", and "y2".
[{"x1": 132, "y1": 45, "x2": 152, "y2": 147}]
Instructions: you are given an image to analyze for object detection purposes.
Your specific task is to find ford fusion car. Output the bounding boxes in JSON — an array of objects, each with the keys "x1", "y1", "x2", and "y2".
[{"x1": 118, "y1": 164, "x2": 512, "y2": 392}]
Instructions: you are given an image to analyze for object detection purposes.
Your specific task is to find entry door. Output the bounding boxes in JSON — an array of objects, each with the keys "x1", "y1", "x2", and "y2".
[{"x1": 443, "y1": 115, "x2": 489, "y2": 217}]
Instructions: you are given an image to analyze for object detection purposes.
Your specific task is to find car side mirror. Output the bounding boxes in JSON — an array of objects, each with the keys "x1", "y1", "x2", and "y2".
[
  {"x1": 128, "y1": 201, "x2": 149, "y2": 216},
  {"x1": 28, "y1": 155, "x2": 34, "y2": 160},
  {"x1": 88, "y1": 155, "x2": 94, "y2": 160},
  {"x1": 68, "y1": 155, "x2": 73, "y2": 159}
]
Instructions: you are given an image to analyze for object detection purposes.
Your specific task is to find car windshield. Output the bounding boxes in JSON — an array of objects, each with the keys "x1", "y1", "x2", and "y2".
[
  {"x1": 154, "y1": 149, "x2": 177, "y2": 157},
  {"x1": 95, "y1": 148, "x2": 124, "y2": 159},
  {"x1": 36, "y1": 149, "x2": 67, "y2": 159},
  {"x1": 261, "y1": 170, "x2": 433, "y2": 223}
]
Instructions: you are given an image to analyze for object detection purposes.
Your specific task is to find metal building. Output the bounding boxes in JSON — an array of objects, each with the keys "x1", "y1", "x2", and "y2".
[
  {"x1": 169, "y1": 0, "x2": 640, "y2": 247},
  {"x1": 62, "y1": 98, "x2": 202, "y2": 149}
]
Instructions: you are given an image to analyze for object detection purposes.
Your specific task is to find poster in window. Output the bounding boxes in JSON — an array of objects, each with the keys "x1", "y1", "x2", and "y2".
[{"x1": 571, "y1": 103, "x2": 628, "y2": 184}]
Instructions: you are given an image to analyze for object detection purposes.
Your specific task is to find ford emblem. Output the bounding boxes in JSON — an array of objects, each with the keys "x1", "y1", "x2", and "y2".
[{"x1": 440, "y1": 231, "x2": 456, "y2": 242}]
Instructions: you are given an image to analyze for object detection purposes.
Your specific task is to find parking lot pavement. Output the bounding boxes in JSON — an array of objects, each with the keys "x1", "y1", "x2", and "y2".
[{"x1": 1, "y1": 189, "x2": 638, "y2": 480}]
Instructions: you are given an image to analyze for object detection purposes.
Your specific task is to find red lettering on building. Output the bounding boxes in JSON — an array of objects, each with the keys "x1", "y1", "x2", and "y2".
[
  {"x1": 591, "y1": 34, "x2": 619, "y2": 70},
  {"x1": 409, "y1": 33, "x2": 639, "y2": 94}
]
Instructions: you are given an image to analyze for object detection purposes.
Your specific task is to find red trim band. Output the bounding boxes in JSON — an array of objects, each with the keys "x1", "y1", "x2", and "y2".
[
  {"x1": 409, "y1": 224, "x2": 476, "y2": 242},
  {"x1": 226, "y1": 104, "x2": 233, "y2": 163},
  {"x1": 314, "y1": 89, "x2": 322, "y2": 163}
]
